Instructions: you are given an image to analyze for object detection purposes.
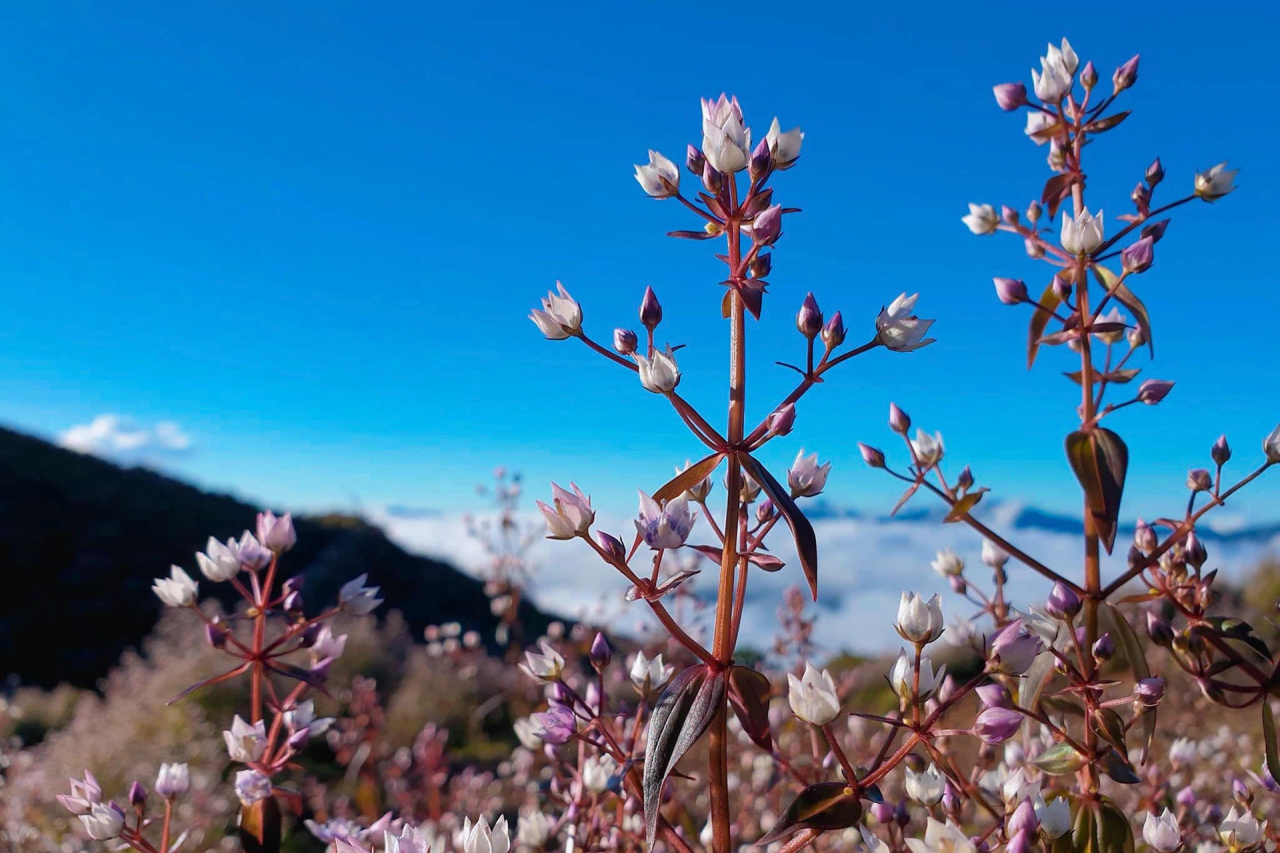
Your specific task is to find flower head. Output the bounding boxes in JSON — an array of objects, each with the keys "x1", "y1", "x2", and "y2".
[
  {"x1": 531, "y1": 700, "x2": 576, "y2": 744},
  {"x1": 537, "y1": 482, "x2": 594, "y2": 539},
  {"x1": 634, "y1": 491, "x2": 698, "y2": 550},
  {"x1": 972, "y1": 707, "x2": 1023, "y2": 744},
  {"x1": 635, "y1": 346, "x2": 681, "y2": 394},
  {"x1": 461, "y1": 816, "x2": 511, "y2": 853},
  {"x1": 911, "y1": 429, "x2": 944, "y2": 468},
  {"x1": 988, "y1": 619, "x2": 1043, "y2": 675},
  {"x1": 677, "y1": 459, "x2": 714, "y2": 502},
  {"x1": 890, "y1": 649, "x2": 945, "y2": 703},
  {"x1": 932, "y1": 549, "x2": 964, "y2": 578},
  {"x1": 519, "y1": 639, "x2": 565, "y2": 682},
  {"x1": 311, "y1": 625, "x2": 348, "y2": 663},
  {"x1": 1061, "y1": 208, "x2": 1104, "y2": 255},
  {"x1": 1219, "y1": 806, "x2": 1266, "y2": 851},
  {"x1": 256, "y1": 510, "x2": 297, "y2": 553},
  {"x1": 234, "y1": 769, "x2": 273, "y2": 806},
  {"x1": 386, "y1": 825, "x2": 434, "y2": 853},
  {"x1": 1032, "y1": 39, "x2": 1076, "y2": 103},
  {"x1": 630, "y1": 650, "x2": 675, "y2": 693},
  {"x1": 57, "y1": 770, "x2": 103, "y2": 815},
  {"x1": 701, "y1": 94, "x2": 751, "y2": 174},
  {"x1": 582, "y1": 754, "x2": 619, "y2": 793},
  {"x1": 962, "y1": 203, "x2": 999, "y2": 235},
  {"x1": 904, "y1": 819, "x2": 976, "y2": 853},
  {"x1": 78, "y1": 802, "x2": 125, "y2": 841},
  {"x1": 155, "y1": 763, "x2": 190, "y2": 798},
  {"x1": 517, "y1": 812, "x2": 553, "y2": 848},
  {"x1": 905, "y1": 764, "x2": 946, "y2": 806},
  {"x1": 530, "y1": 283, "x2": 583, "y2": 340},
  {"x1": 788, "y1": 449, "x2": 832, "y2": 498},
  {"x1": 1143, "y1": 809, "x2": 1182, "y2": 853},
  {"x1": 1036, "y1": 797, "x2": 1072, "y2": 839},
  {"x1": 223, "y1": 715, "x2": 267, "y2": 763},
  {"x1": 339, "y1": 573, "x2": 384, "y2": 615},
  {"x1": 285, "y1": 699, "x2": 335, "y2": 741},
  {"x1": 786, "y1": 662, "x2": 840, "y2": 726},
  {"x1": 152, "y1": 565, "x2": 198, "y2": 607},
  {"x1": 877, "y1": 293, "x2": 936, "y2": 352},
  {"x1": 1195, "y1": 162, "x2": 1238, "y2": 201},
  {"x1": 634, "y1": 150, "x2": 680, "y2": 199},
  {"x1": 896, "y1": 592, "x2": 944, "y2": 644},
  {"x1": 765, "y1": 117, "x2": 803, "y2": 169},
  {"x1": 196, "y1": 536, "x2": 242, "y2": 582}
]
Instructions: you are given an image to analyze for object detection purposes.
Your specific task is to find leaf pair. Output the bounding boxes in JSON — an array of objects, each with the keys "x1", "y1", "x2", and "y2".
[{"x1": 1065, "y1": 428, "x2": 1128, "y2": 554}]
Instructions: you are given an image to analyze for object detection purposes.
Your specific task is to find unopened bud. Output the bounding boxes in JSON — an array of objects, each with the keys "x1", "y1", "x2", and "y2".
[
  {"x1": 702, "y1": 162, "x2": 723, "y2": 195},
  {"x1": 129, "y1": 782, "x2": 147, "y2": 807},
  {"x1": 614, "y1": 328, "x2": 638, "y2": 355},
  {"x1": 596, "y1": 531, "x2": 626, "y2": 564},
  {"x1": 1186, "y1": 468, "x2": 1212, "y2": 492},
  {"x1": 1134, "y1": 518, "x2": 1157, "y2": 553},
  {"x1": 1001, "y1": 206, "x2": 1019, "y2": 225},
  {"x1": 752, "y1": 205, "x2": 782, "y2": 246},
  {"x1": 955, "y1": 466, "x2": 974, "y2": 493},
  {"x1": 1131, "y1": 182, "x2": 1151, "y2": 210},
  {"x1": 639, "y1": 287, "x2": 662, "y2": 331},
  {"x1": 889, "y1": 403, "x2": 911, "y2": 435},
  {"x1": 756, "y1": 499, "x2": 776, "y2": 524},
  {"x1": 1146, "y1": 612, "x2": 1173, "y2": 647},
  {"x1": 749, "y1": 252, "x2": 772, "y2": 279},
  {"x1": 686, "y1": 145, "x2": 706, "y2": 176},
  {"x1": 1112, "y1": 54, "x2": 1140, "y2": 94},
  {"x1": 1212, "y1": 435, "x2": 1231, "y2": 466},
  {"x1": 858, "y1": 443, "x2": 886, "y2": 469},
  {"x1": 1146, "y1": 158, "x2": 1164, "y2": 188},
  {"x1": 1025, "y1": 238, "x2": 1045, "y2": 260},
  {"x1": 796, "y1": 292, "x2": 823, "y2": 338},
  {"x1": 1051, "y1": 273, "x2": 1072, "y2": 302},
  {"x1": 590, "y1": 632, "x2": 612, "y2": 670},
  {"x1": 767, "y1": 404, "x2": 796, "y2": 437},
  {"x1": 206, "y1": 620, "x2": 229, "y2": 650},
  {"x1": 1045, "y1": 582, "x2": 1082, "y2": 620},
  {"x1": 949, "y1": 575, "x2": 967, "y2": 595},
  {"x1": 1138, "y1": 378, "x2": 1174, "y2": 405},
  {"x1": 1183, "y1": 531, "x2": 1207, "y2": 569},
  {"x1": 1092, "y1": 632, "x2": 1114, "y2": 662},
  {"x1": 1121, "y1": 236, "x2": 1154, "y2": 273},
  {"x1": 1233, "y1": 778, "x2": 1252, "y2": 807},
  {"x1": 871, "y1": 802, "x2": 895, "y2": 824},
  {"x1": 1026, "y1": 201, "x2": 1042, "y2": 224},
  {"x1": 748, "y1": 138, "x2": 773, "y2": 180},
  {"x1": 1142, "y1": 218, "x2": 1170, "y2": 243},
  {"x1": 817, "y1": 313, "x2": 845, "y2": 351},
  {"x1": 1134, "y1": 676, "x2": 1165, "y2": 706},
  {"x1": 993, "y1": 277, "x2": 1028, "y2": 305},
  {"x1": 1080, "y1": 60, "x2": 1098, "y2": 90},
  {"x1": 993, "y1": 83, "x2": 1027, "y2": 111}
]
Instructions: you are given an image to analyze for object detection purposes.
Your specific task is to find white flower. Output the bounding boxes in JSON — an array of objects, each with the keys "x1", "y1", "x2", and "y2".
[
  {"x1": 513, "y1": 717, "x2": 542, "y2": 749},
  {"x1": 677, "y1": 459, "x2": 714, "y2": 502},
  {"x1": 519, "y1": 639, "x2": 565, "y2": 682},
  {"x1": 634, "y1": 491, "x2": 698, "y2": 550},
  {"x1": 1032, "y1": 39, "x2": 1076, "y2": 103},
  {"x1": 530, "y1": 282, "x2": 583, "y2": 340},
  {"x1": 1168, "y1": 737, "x2": 1197, "y2": 765},
  {"x1": 285, "y1": 699, "x2": 334, "y2": 740},
  {"x1": 1001, "y1": 767, "x2": 1041, "y2": 805},
  {"x1": 312, "y1": 625, "x2": 348, "y2": 662},
  {"x1": 629, "y1": 650, "x2": 675, "y2": 692},
  {"x1": 911, "y1": 429, "x2": 944, "y2": 468},
  {"x1": 196, "y1": 536, "x2": 242, "y2": 582},
  {"x1": 517, "y1": 811, "x2": 553, "y2": 848},
  {"x1": 256, "y1": 510, "x2": 297, "y2": 553},
  {"x1": 877, "y1": 293, "x2": 936, "y2": 352},
  {"x1": 1024, "y1": 112, "x2": 1059, "y2": 146},
  {"x1": 1091, "y1": 306, "x2": 1128, "y2": 345},
  {"x1": 890, "y1": 649, "x2": 945, "y2": 703},
  {"x1": 1035, "y1": 796, "x2": 1072, "y2": 839},
  {"x1": 1195, "y1": 162, "x2": 1238, "y2": 201},
  {"x1": 982, "y1": 539, "x2": 1009, "y2": 569},
  {"x1": 152, "y1": 565, "x2": 198, "y2": 607},
  {"x1": 1143, "y1": 809, "x2": 1182, "y2": 853},
  {"x1": 932, "y1": 550, "x2": 964, "y2": 578},
  {"x1": 765, "y1": 118, "x2": 803, "y2": 169},
  {"x1": 57, "y1": 770, "x2": 102, "y2": 815},
  {"x1": 155, "y1": 762, "x2": 190, "y2": 798},
  {"x1": 536, "y1": 482, "x2": 594, "y2": 539},
  {"x1": 962, "y1": 203, "x2": 999, "y2": 235},
  {"x1": 788, "y1": 448, "x2": 832, "y2": 498},
  {"x1": 1061, "y1": 208, "x2": 1105, "y2": 255},
  {"x1": 236, "y1": 530, "x2": 272, "y2": 570},
  {"x1": 857, "y1": 826, "x2": 890, "y2": 853},
  {"x1": 905, "y1": 764, "x2": 947, "y2": 806},
  {"x1": 787, "y1": 662, "x2": 841, "y2": 726},
  {"x1": 904, "y1": 818, "x2": 976, "y2": 853},
  {"x1": 1219, "y1": 807, "x2": 1265, "y2": 850},
  {"x1": 634, "y1": 150, "x2": 680, "y2": 199},
  {"x1": 582, "y1": 754, "x2": 618, "y2": 792},
  {"x1": 223, "y1": 715, "x2": 267, "y2": 763},
  {"x1": 234, "y1": 769, "x2": 272, "y2": 806},
  {"x1": 461, "y1": 816, "x2": 510, "y2": 853},
  {"x1": 78, "y1": 803, "x2": 125, "y2": 841},
  {"x1": 1265, "y1": 424, "x2": 1280, "y2": 463},
  {"x1": 701, "y1": 94, "x2": 751, "y2": 174},
  {"x1": 386, "y1": 825, "x2": 434, "y2": 853},
  {"x1": 635, "y1": 346, "x2": 681, "y2": 394},
  {"x1": 339, "y1": 574, "x2": 383, "y2": 615},
  {"x1": 896, "y1": 592, "x2": 944, "y2": 644}
]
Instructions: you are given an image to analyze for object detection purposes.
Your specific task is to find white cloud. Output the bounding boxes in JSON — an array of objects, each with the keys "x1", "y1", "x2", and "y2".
[
  {"x1": 59, "y1": 414, "x2": 192, "y2": 464},
  {"x1": 373, "y1": 505, "x2": 1280, "y2": 656}
]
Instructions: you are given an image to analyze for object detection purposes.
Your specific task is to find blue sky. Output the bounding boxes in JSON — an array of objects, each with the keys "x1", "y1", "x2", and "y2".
[{"x1": 2, "y1": 2, "x2": 1278, "y2": 522}]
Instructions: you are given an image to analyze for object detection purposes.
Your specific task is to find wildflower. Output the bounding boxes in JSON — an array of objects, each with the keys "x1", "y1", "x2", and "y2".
[
  {"x1": 312, "y1": 625, "x2": 348, "y2": 662},
  {"x1": 519, "y1": 639, "x2": 565, "y2": 682},
  {"x1": 614, "y1": 328, "x2": 637, "y2": 354},
  {"x1": 905, "y1": 765, "x2": 946, "y2": 806},
  {"x1": 973, "y1": 707, "x2": 1024, "y2": 744},
  {"x1": 339, "y1": 573, "x2": 384, "y2": 615},
  {"x1": 765, "y1": 117, "x2": 803, "y2": 169},
  {"x1": 896, "y1": 592, "x2": 944, "y2": 644},
  {"x1": 152, "y1": 565, "x2": 198, "y2": 607},
  {"x1": 1143, "y1": 809, "x2": 1182, "y2": 853},
  {"x1": 787, "y1": 662, "x2": 841, "y2": 726},
  {"x1": 904, "y1": 818, "x2": 976, "y2": 853},
  {"x1": 1044, "y1": 582, "x2": 1081, "y2": 621},
  {"x1": 994, "y1": 277, "x2": 1028, "y2": 305},
  {"x1": 767, "y1": 404, "x2": 797, "y2": 437},
  {"x1": 517, "y1": 811, "x2": 553, "y2": 848},
  {"x1": 1036, "y1": 797, "x2": 1071, "y2": 839},
  {"x1": 531, "y1": 701, "x2": 576, "y2": 744},
  {"x1": 701, "y1": 94, "x2": 751, "y2": 174},
  {"x1": 237, "y1": 530, "x2": 272, "y2": 570},
  {"x1": 78, "y1": 802, "x2": 125, "y2": 841},
  {"x1": 235, "y1": 769, "x2": 273, "y2": 806},
  {"x1": 988, "y1": 620, "x2": 1042, "y2": 675},
  {"x1": 1139, "y1": 379, "x2": 1175, "y2": 405},
  {"x1": 256, "y1": 510, "x2": 297, "y2": 553},
  {"x1": 859, "y1": 443, "x2": 886, "y2": 469},
  {"x1": 1122, "y1": 236, "x2": 1155, "y2": 273},
  {"x1": 1061, "y1": 208, "x2": 1104, "y2": 255},
  {"x1": 877, "y1": 293, "x2": 936, "y2": 352},
  {"x1": 890, "y1": 649, "x2": 945, "y2": 703},
  {"x1": 982, "y1": 539, "x2": 1009, "y2": 568},
  {"x1": 284, "y1": 699, "x2": 335, "y2": 740},
  {"x1": 1263, "y1": 424, "x2": 1280, "y2": 463},
  {"x1": 962, "y1": 203, "x2": 999, "y2": 235},
  {"x1": 748, "y1": 205, "x2": 783, "y2": 246},
  {"x1": 196, "y1": 536, "x2": 242, "y2": 582},
  {"x1": 932, "y1": 550, "x2": 964, "y2": 578},
  {"x1": 461, "y1": 816, "x2": 511, "y2": 853},
  {"x1": 1032, "y1": 39, "x2": 1076, "y2": 103},
  {"x1": 630, "y1": 650, "x2": 675, "y2": 693},
  {"x1": 1024, "y1": 112, "x2": 1060, "y2": 145},
  {"x1": 1134, "y1": 676, "x2": 1166, "y2": 706},
  {"x1": 155, "y1": 763, "x2": 190, "y2": 798},
  {"x1": 1195, "y1": 162, "x2": 1238, "y2": 201},
  {"x1": 993, "y1": 83, "x2": 1027, "y2": 111},
  {"x1": 386, "y1": 825, "x2": 434, "y2": 853},
  {"x1": 582, "y1": 754, "x2": 619, "y2": 793},
  {"x1": 530, "y1": 283, "x2": 583, "y2": 340},
  {"x1": 635, "y1": 346, "x2": 681, "y2": 394},
  {"x1": 57, "y1": 770, "x2": 103, "y2": 815},
  {"x1": 796, "y1": 293, "x2": 823, "y2": 338},
  {"x1": 224, "y1": 715, "x2": 267, "y2": 763},
  {"x1": 677, "y1": 459, "x2": 713, "y2": 502},
  {"x1": 634, "y1": 491, "x2": 698, "y2": 550},
  {"x1": 788, "y1": 448, "x2": 832, "y2": 498},
  {"x1": 911, "y1": 429, "x2": 944, "y2": 468},
  {"x1": 634, "y1": 150, "x2": 680, "y2": 199},
  {"x1": 1219, "y1": 807, "x2": 1266, "y2": 851},
  {"x1": 537, "y1": 482, "x2": 594, "y2": 539},
  {"x1": 513, "y1": 717, "x2": 542, "y2": 749}
]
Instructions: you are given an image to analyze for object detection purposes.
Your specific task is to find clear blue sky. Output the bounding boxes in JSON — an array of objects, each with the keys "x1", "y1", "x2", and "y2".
[{"x1": 2, "y1": 2, "x2": 1278, "y2": 520}]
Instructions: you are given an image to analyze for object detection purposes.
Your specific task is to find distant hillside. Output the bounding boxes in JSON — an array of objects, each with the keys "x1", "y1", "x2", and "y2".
[{"x1": 0, "y1": 426, "x2": 558, "y2": 688}]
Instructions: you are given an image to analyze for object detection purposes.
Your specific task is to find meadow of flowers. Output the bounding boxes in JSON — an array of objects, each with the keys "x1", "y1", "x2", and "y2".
[{"x1": 4, "y1": 34, "x2": 1279, "y2": 853}]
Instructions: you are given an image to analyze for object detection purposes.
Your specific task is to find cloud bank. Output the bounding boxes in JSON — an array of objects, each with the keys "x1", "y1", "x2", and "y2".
[{"x1": 59, "y1": 414, "x2": 192, "y2": 466}]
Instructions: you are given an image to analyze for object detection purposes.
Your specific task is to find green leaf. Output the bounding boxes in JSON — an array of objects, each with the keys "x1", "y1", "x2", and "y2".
[
  {"x1": 1093, "y1": 265, "x2": 1153, "y2": 357},
  {"x1": 1091, "y1": 708, "x2": 1128, "y2": 754},
  {"x1": 757, "y1": 782, "x2": 863, "y2": 845},
  {"x1": 741, "y1": 454, "x2": 819, "y2": 600},
  {"x1": 1263, "y1": 700, "x2": 1279, "y2": 785},
  {"x1": 643, "y1": 664, "x2": 727, "y2": 848},
  {"x1": 1099, "y1": 603, "x2": 1154, "y2": 762},
  {"x1": 1028, "y1": 278, "x2": 1065, "y2": 369},
  {"x1": 728, "y1": 665, "x2": 773, "y2": 753},
  {"x1": 1033, "y1": 742, "x2": 1086, "y2": 776},
  {"x1": 1065, "y1": 429, "x2": 1128, "y2": 553}
]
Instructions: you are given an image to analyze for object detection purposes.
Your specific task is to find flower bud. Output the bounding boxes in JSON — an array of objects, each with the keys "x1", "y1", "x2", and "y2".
[
  {"x1": 1186, "y1": 468, "x2": 1212, "y2": 492},
  {"x1": 889, "y1": 403, "x2": 911, "y2": 435},
  {"x1": 1142, "y1": 218, "x2": 1170, "y2": 243},
  {"x1": 768, "y1": 405, "x2": 796, "y2": 437},
  {"x1": 1045, "y1": 582, "x2": 1082, "y2": 621},
  {"x1": 596, "y1": 531, "x2": 626, "y2": 564},
  {"x1": 1080, "y1": 60, "x2": 1098, "y2": 90},
  {"x1": 858, "y1": 443, "x2": 886, "y2": 469},
  {"x1": 756, "y1": 499, "x2": 776, "y2": 524},
  {"x1": 1133, "y1": 676, "x2": 1165, "y2": 706},
  {"x1": 956, "y1": 466, "x2": 975, "y2": 493},
  {"x1": 949, "y1": 575, "x2": 966, "y2": 594},
  {"x1": 1146, "y1": 158, "x2": 1164, "y2": 187},
  {"x1": 1138, "y1": 379, "x2": 1174, "y2": 405},
  {"x1": 206, "y1": 620, "x2": 229, "y2": 650},
  {"x1": 701, "y1": 162, "x2": 723, "y2": 194},
  {"x1": 975, "y1": 683, "x2": 1011, "y2": 709},
  {"x1": 750, "y1": 252, "x2": 772, "y2": 279},
  {"x1": 871, "y1": 802, "x2": 895, "y2": 824},
  {"x1": 686, "y1": 144, "x2": 706, "y2": 176},
  {"x1": 1026, "y1": 201, "x2": 1042, "y2": 224},
  {"x1": 1232, "y1": 778, "x2": 1252, "y2": 807},
  {"x1": 796, "y1": 293, "x2": 823, "y2": 338},
  {"x1": 1212, "y1": 435, "x2": 1231, "y2": 466},
  {"x1": 1183, "y1": 531, "x2": 1207, "y2": 569},
  {"x1": 614, "y1": 328, "x2": 638, "y2": 355},
  {"x1": 639, "y1": 286, "x2": 662, "y2": 331},
  {"x1": 1112, "y1": 55, "x2": 1140, "y2": 93},
  {"x1": 993, "y1": 277, "x2": 1028, "y2": 305},
  {"x1": 1025, "y1": 238, "x2": 1045, "y2": 260},
  {"x1": 751, "y1": 205, "x2": 783, "y2": 246},
  {"x1": 821, "y1": 312, "x2": 845, "y2": 349},
  {"x1": 1121, "y1": 236, "x2": 1154, "y2": 273},
  {"x1": 1001, "y1": 205, "x2": 1019, "y2": 225},
  {"x1": 129, "y1": 781, "x2": 147, "y2": 807},
  {"x1": 590, "y1": 632, "x2": 612, "y2": 670},
  {"x1": 992, "y1": 83, "x2": 1027, "y2": 111},
  {"x1": 1008, "y1": 798, "x2": 1039, "y2": 836},
  {"x1": 748, "y1": 137, "x2": 773, "y2": 180},
  {"x1": 1134, "y1": 518, "x2": 1157, "y2": 553},
  {"x1": 1146, "y1": 612, "x2": 1173, "y2": 647},
  {"x1": 1092, "y1": 632, "x2": 1114, "y2": 662}
]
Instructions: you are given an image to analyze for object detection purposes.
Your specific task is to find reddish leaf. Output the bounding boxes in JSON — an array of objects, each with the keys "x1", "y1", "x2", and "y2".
[
  {"x1": 943, "y1": 489, "x2": 987, "y2": 523},
  {"x1": 1041, "y1": 173, "x2": 1080, "y2": 220},
  {"x1": 667, "y1": 230, "x2": 716, "y2": 241},
  {"x1": 643, "y1": 664, "x2": 727, "y2": 848},
  {"x1": 1083, "y1": 110, "x2": 1131, "y2": 134},
  {"x1": 1028, "y1": 277, "x2": 1065, "y2": 369},
  {"x1": 239, "y1": 797, "x2": 282, "y2": 853},
  {"x1": 741, "y1": 455, "x2": 818, "y2": 600},
  {"x1": 1065, "y1": 429, "x2": 1128, "y2": 553},
  {"x1": 757, "y1": 782, "x2": 863, "y2": 845},
  {"x1": 728, "y1": 665, "x2": 773, "y2": 752},
  {"x1": 689, "y1": 544, "x2": 785, "y2": 572}
]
